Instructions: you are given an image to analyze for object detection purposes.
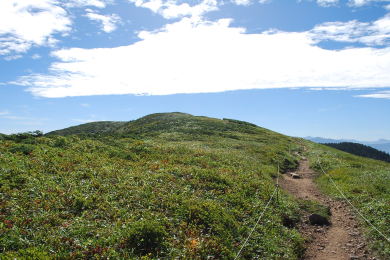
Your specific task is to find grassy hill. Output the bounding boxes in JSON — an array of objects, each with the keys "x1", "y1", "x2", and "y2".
[
  {"x1": 47, "y1": 121, "x2": 127, "y2": 136},
  {"x1": 324, "y1": 142, "x2": 390, "y2": 163},
  {"x1": 47, "y1": 112, "x2": 276, "y2": 140},
  {"x1": 1, "y1": 113, "x2": 389, "y2": 259}
]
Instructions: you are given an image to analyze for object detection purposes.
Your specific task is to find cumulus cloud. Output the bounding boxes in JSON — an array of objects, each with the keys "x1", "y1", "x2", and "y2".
[
  {"x1": 128, "y1": 0, "x2": 218, "y2": 19},
  {"x1": 310, "y1": 14, "x2": 390, "y2": 45},
  {"x1": 12, "y1": 17, "x2": 390, "y2": 98},
  {"x1": 0, "y1": 0, "x2": 71, "y2": 56},
  {"x1": 85, "y1": 9, "x2": 121, "y2": 32},
  {"x1": 0, "y1": 0, "x2": 117, "y2": 56}
]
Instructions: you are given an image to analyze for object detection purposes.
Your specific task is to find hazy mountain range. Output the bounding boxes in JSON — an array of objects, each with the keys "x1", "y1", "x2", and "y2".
[{"x1": 305, "y1": 137, "x2": 390, "y2": 154}]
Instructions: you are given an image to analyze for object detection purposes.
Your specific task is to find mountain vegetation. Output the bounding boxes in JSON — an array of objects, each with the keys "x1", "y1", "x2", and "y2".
[
  {"x1": 47, "y1": 121, "x2": 127, "y2": 136},
  {"x1": 306, "y1": 143, "x2": 390, "y2": 258},
  {"x1": 324, "y1": 142, "x2": 390, "y2": 163},
  {"x1": 1, "y1": 113, "x2": 389, "y2": 259},
  {"x1": 306, "y1": 136, "x2": 390, "y2": 154}
]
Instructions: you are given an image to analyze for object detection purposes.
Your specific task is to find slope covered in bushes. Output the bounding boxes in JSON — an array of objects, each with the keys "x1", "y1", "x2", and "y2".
[
  {"x1": 324, "y1": 142, "x2": 390, "y2": 163},
  {"x1": 1, "y1": 113, "x2": 304, "y2": 259},
  {"x1": 1, "y1": 113, "x2": 389, "y2": 259},
  {"x1": 306, "y1": 142, "x2": 390, "y2": 258}
]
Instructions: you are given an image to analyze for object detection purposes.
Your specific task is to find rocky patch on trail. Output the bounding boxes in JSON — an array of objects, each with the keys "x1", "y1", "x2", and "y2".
[{"x1": 309, "y1": 214, "x2": 330, "y2": 226}]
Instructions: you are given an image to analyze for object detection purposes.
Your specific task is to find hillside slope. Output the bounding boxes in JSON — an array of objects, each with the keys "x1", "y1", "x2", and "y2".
[
  {"x1": 1, "y1": 113, "x2": 389, "y2": 259},
  {"x1": 324, "y1": 142, "x2": 390, "y2": 163},
  {"x1": 47, "y1": 112, "x2": 279, "y2": 140},
  {"x1": 305, "y1": 141, "x2": 390, "y2": 258},
  {"x1": 306, "y1": 136, "x2": 390, "y2": 154},
  {"x1": 1, "y1": 113, "x2": 303, "y2": 259},
  {"x1": 47, "y1": 121, "x2": 127, "y2": 136}
]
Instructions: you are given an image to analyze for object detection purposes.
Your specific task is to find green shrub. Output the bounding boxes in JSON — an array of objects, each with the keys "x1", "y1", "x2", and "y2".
[
  {"x1": 181, "y1": 200, "x2": 237, "y2": 237},
  {"x1": 121, "y1": 219, "x2": 168, "y2": 257},
  {"x1": 109, "y1": 150, "x2": 139, "y2": 161},
  {"x1": 53, "y1": 136, "x2": 67, "y2": 148},
  {"x1": 9, "y1": 144, "x2": 35, "y2": 155},
  {"x1": 298, "y1": 200, "x2": 331, "y2": 220},
  {"x1": 280, "y1": 156, "x2": 299, "y2": 173},
  {"x1": 0, "y1": 247, "x2": 50, "y2": 259}
]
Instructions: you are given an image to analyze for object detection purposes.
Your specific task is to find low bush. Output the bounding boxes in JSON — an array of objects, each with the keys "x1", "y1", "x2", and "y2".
[{"x1": 121, "y1": 219, "x2": 168, "y2": 257}]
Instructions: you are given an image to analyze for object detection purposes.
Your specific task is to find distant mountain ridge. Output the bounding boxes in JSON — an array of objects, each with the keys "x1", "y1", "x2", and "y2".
[
  {"x1": 305, "y1": 136, "x2": 390, "y2": 154},
  {"x1": 324, "y1": 142, "x2": 390, "y2": 163},
  {"x1": 46, "y1": 112, "x2": 274, "y2": 138}
]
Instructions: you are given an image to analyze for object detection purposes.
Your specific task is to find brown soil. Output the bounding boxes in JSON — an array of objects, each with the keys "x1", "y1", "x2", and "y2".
[{"x1": 279, "y1": 158, "x2": 376, "y2": 260}]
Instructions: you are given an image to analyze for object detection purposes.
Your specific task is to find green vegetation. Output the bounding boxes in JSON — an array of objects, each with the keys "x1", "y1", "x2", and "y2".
[
  {"x1": 1, "y1": 113, "x2": 304, "y2": 259},
  {"x1": 47, "y1": 121, "x2": 127, "y2": 136},
  {"x1": 1, "y1": 113, "x2": 389, "y2": 259},
  {"x1": 298, "y1": 200, "x2": 331, "y2": 222},
  {"x1": 305, "y1": 141, "x2": 390, "y2": 258},
  {"x1": 325, "y1": 142, "x2": 390, "y2": 163}
]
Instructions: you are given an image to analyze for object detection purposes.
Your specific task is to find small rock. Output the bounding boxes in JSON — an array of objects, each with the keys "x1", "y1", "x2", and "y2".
[
  {"x1": 290, "y1": 172, "x2": 301, "y2": 178},
  {"x1": 350, "y1": 256, "x2": 360, "y2": 260},
  {"x1": 309, "y1": 214, "x2": 330, "y2": 226}
]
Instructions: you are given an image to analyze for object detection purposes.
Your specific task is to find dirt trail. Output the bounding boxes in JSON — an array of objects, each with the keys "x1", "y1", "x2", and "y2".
[{"x1": 279, "y1": 159, "x2": 374, "y2": 260}]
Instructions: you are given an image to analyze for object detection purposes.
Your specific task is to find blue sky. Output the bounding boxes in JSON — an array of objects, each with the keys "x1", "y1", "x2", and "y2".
[{"x1": 1, "y1": 0, "x2": 390, "y2": 140}]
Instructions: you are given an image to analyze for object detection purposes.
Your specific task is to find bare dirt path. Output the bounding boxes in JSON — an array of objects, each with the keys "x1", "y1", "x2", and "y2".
[{"x1": 279, "y1": 159, "x2": 375, "y2": 260}]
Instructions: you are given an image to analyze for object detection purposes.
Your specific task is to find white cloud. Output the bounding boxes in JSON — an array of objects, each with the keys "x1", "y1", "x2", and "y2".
[
  {"x1": 317, "y1": 0, "x2": 339, "y2": 7},
  {"x1": 4, "y1": 55, "x2": 23, "y2": 61},
  {"x1": 231, "y1": 0, "x2": 252, "y2": 5},
  {"x1": 310, "y1": 14, "x2": 390, "y2": 45},
  {"x1": 349, "y1": 0, "x2": 390, "y2": 7},
  {"x1": 64, "y1": 0, "x2": 112, "y2": 8},
  {"x1": 13, "y1": 17, "x2": 390, "y2": 98},
  {"x1": 0, "y1": 0, "x2": 71, "y2": 56},
  {"x1": 32, "y1": 54, "x2": 42, "y2": 60},
  {"x1": 0, "y1": 111, "x2": 47, "y2": 126},
  {"x1": 85, "y1": 10, "x2": 121, "y2": 32},
  {"x1": 129, "y1": 0, "x2": 218, "y2": 19},
  {"x1": 356, "y1": 90, "x2": 390, "y2": 98}
]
